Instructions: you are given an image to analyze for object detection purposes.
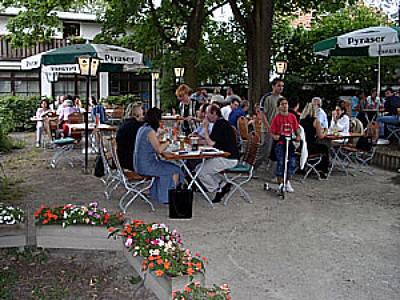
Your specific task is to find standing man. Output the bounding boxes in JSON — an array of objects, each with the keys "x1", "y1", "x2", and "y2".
[{"x1": 258, "y1": 78, "x2": 284, "y2": 171}]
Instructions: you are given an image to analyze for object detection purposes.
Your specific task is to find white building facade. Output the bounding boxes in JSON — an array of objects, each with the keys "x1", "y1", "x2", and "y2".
[{"x1": 0, "y1": 8, "x2": 152, "y2": 105}]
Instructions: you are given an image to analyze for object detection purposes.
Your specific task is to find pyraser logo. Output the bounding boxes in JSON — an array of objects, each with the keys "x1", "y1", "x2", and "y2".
[{"x1": 347, "y1": 36, "x2": 385, "y2": 46}]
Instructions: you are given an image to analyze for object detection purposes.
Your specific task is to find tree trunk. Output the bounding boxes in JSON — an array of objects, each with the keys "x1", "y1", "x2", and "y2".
[
  {"x1": 182, "y1": 0, "x2": 206, "y2": 89},
  {"x1": 246, "y1": 1, "x2": 274, "y2": 110}
]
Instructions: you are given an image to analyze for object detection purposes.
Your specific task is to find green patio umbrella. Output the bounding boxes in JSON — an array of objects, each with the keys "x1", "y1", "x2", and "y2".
[
  {"x1": 21, "y1": 43, "x2": 148, "y2": 71},
  {"x1": 313, "y1": 26, "x2": 400, "y2": 92},
  {"x1": 21, "y1": 43, "x2": 149, "y2": 172}
]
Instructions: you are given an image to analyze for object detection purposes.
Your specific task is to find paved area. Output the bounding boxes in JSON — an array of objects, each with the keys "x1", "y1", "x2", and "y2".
[{"x1": 2, "y1": 132, "x2": 400, "y2": 299}]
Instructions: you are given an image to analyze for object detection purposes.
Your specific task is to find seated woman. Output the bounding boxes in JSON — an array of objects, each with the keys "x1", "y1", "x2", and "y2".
[
  {"x1": 134, "y1": 108, "x2": 184, "y2": 204},
  {"x1": 116, "y1": 102, "x2": 144, "y2": 171},
  {"x1": 329, "y1": 105, "x2": 350, "y2": 134},
  {"x1": 35, "y1": 99, "x2": 52, "y2": 147},
  {"x1": 300, "y1": 103, "x2": 330, "y2": 178}
]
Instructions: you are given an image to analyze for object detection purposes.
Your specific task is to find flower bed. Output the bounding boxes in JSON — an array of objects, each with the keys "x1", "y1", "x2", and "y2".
[
  {"x1": 35, "y1": 202, "x2": 124, "y2": 251},
  {"x1": 173, "y1": 282, "x2": 232, "y2": 300},
  {"x1": 0, "y1": 203, "x2": 26, "y2": 248},
  {"x1": 110, "y1": 220, "x2": 207, "y2": 300}
]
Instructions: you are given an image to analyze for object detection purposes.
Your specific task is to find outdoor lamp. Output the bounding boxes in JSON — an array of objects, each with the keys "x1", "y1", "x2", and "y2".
[
  {"x1": 151, "y1": 71, "x2": 160, "y2": 81},
  {"x1": 174, "y1": 67, "x2": 185, "y2": 78},
  {"x1": 275, "y1": 60, "x2": 288, "y2": 75},
  {"x1": 78, "y1": 56, "x2": 100, "y2": 76}
]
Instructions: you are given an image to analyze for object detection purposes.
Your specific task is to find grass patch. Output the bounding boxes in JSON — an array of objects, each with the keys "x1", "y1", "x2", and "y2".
[
  {"x1": 0, "y1": 175, "x2": 25, "y2": 202},
  {"x1": 0, "y1": 266, "x2": 18, "y2": 300}
]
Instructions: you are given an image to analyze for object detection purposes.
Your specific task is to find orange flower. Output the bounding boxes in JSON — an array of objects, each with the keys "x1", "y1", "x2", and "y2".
[
  {"x1": 42, "y1": 219, "x2": 49, "y2": 224},
  {"x1": 184, "y1": 286, "x2": 192, "y2": 293},
  {"x1": 147, "y1": 226, "x2": 153, "y2": 233},
  {"x1": 154, "y1": 269, "x2": 164, "y2": 277},
  {"x1": 164, "y1": 262, "x2": 170, "y2": 270},
  {"x1": 187, "y1": 268, "x2": 194, "y2": 276},
  {"x1": 195, "y1": 262, "x2": 202, "y2": 270},
  {"x1": 107, "y1": 227, "x2": 116, "y2": 233},
  {"x1": 148, "y1": 255, "x2": 155, "y2": 261},
  {"x1": 156, "y1": 259, "x2": 163, "y2": 265},
  {"x1": 148, "y1": 262, "x2": 155, "y2": 269}
]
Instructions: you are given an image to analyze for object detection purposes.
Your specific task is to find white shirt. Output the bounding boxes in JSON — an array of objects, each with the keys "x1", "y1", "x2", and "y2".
[
  {"x1": 330, "y1": 114, "x2": 350, "y2": 134},
  {"x1": 221, "y1": 106, "x2": 232, "y2": 121},
  {"x1": 316, "y1": 108, "x2": 328, "y2": 129}
]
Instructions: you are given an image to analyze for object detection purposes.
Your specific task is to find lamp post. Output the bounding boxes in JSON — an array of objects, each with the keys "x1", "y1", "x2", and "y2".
[
  {"x1": 78, "y1": 56, "x2": 100, "y2": 173},
  {"x1": 151, "y1": 71, "x2": 160, "y2": 108},
  {"x1": 275, "y1": 60, "x2": 288, "y2": 79},
  {"x1": 174, "y1": 67, "x2": 185, "y2": 85},
  {"x1": 45, "y1": 71, "x2": 59, "y2": 107}
]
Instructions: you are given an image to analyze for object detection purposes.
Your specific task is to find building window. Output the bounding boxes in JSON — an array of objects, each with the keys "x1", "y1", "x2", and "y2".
[
  {"x1": 109, "y1": 72, "x2": 151, "y2": 107},
  {"x1": 54, "y1": 74, "x2": 98, "y2": 100},
  {"x1": 0, "y1": 71, "x2": 40, "y2": 96},
  {"x1": 63, "y1": 23, "x2": 80, "y2": 38}
]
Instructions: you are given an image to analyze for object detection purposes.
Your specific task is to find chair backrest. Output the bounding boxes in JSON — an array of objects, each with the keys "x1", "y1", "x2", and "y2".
[
  {"x1": 242, "y1": 131, "x2": 261, "y2": 167},
  {"x1": 96, "y1": 131, "x2": 113, "y2": 176},
  {"x1": 254, "y1": 117, "x2": 262, "y2": 137},
  {"x1": 110, "y1": 138, "x2": 130, "y2": 185},
  {"x1": 111, "y1": 107, "x2": 124, "y2": 119},
  {"x1": 68, "y1": 112, "x2": 83, "y2": 124},
  {"x1": 237, "y1": 116, "x2": 249, "y2": 140},
  {"x1": 350, "y1": 118, "x2": 364, "y2": 146}
]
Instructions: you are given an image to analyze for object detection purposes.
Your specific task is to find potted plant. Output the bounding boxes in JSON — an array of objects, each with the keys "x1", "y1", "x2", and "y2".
[
  {"x1": 0, "y1": 203, "x2": 26, "y2": 248},
  {"x1": 35, "y1": 202, "x2": 124, "y2": 251},
  {"x1": 109, "y1": 220, "x2": 206, "y2": 300}
]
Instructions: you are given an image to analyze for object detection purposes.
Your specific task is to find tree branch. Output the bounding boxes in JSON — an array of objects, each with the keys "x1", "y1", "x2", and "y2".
[
  {"x1": 148, "y1": 0, "x2": 179, "y2": 50},
  {"x1": 227, "y1": 0, "x2": 247, "y2": 31},
  {"x1": 205, "y1": 1, "x2": 229, "y2": 18}
]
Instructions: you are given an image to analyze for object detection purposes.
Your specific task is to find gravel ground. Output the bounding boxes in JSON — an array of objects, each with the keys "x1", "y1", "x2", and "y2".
[{"x1": 1, "y1": 132, "x2": 399, "y2": 300}]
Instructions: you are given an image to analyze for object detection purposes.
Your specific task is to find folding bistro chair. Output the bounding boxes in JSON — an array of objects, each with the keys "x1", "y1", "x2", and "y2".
[
  {"x1": 222, "y1": 131, "x2": 261, "y2": 206},
  {"x1": 237, "y1": 116, "x2": 249, "y2": 154},
  {"x1": 110, "y1": 139, "x2": 155, "y2": 212},
  {"x1": 49, "y1": 112, "x2": 83, "y2": 168},
  {"x1": 95, "y1": 131, "x2": 121, "y2": 199}
]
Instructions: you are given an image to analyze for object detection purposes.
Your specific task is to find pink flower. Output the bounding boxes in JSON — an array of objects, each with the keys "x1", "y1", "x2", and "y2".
[{"x1": 125, "y1": 238, "x2": 133, "y2": 247}]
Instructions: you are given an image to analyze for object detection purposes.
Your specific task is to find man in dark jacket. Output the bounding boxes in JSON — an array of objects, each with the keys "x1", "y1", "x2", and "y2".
[
  {"x1": 198, "y1": 104, "x2": 239, "y2": 202},
  {"x1": 116, "y1": 102, "x2": 144, "y2": 170}
]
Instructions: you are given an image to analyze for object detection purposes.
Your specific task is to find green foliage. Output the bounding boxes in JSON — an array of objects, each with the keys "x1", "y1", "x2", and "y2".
[
  {"x1": 275, "y1": 5, "x2": 400, "y2": 104},
  {"x1": 105, "y1": 94, "x2": 142, "y2": 107},
  {"x1": 0, "y1": 96, "x2": 39, "y2": 132}
]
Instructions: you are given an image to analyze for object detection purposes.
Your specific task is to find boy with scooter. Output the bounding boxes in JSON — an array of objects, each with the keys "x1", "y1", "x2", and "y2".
[{"x1": 269, "y1": 97, "x2": 301, "y2": 194}]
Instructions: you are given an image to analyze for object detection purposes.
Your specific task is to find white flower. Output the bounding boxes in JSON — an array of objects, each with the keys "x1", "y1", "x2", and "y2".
[{"x1": 153, "y1": 249, "x2": 160, "y2": 256}]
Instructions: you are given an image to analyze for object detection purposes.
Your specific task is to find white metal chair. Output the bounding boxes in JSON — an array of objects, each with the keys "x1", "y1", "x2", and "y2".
[{"x1": 110, "y1": 139, "x2": 155, "y2": 212}]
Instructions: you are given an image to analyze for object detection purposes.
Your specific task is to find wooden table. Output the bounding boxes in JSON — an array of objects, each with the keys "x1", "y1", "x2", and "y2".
[{"x1": 162, "y1": 148, "x2": 229, "y2": 207}]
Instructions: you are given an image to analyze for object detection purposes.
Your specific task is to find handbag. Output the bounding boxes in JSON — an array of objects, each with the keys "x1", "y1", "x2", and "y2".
[
  {"x1": 168, "y1": 187, "x2": 193, "y2": 219},
  {"x1": 94, "y1": 154, "x2": 105, "y2": 177}
]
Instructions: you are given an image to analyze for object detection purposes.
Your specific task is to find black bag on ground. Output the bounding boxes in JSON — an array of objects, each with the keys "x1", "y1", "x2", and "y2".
[
  {"x1": 94, "y1": 155, "x2": 104, "y2": 177},
  {"x1": 168, "y1": 187, "x2": 193, "y2": 219}
]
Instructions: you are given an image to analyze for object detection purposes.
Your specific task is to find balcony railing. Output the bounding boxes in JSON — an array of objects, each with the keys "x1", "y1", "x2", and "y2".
[{"x1": 0, "y1": 37, "x2": 71, "y2": 61}]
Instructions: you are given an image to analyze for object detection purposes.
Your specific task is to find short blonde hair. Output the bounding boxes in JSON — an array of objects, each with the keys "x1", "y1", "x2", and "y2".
[
  {"x1": 300, "y1": 102, "x2": 316, "y2": 119},
  {"x1": 175, "y1": 84, "x2": 192, "y2": 98},
  {"x1": 125, "y1": 102, "x2": 143, "y2": 120}
]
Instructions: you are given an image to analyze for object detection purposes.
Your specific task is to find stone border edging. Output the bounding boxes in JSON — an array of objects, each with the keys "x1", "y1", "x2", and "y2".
[{"x1": 372, "y1": 151, "x2": 400, "y2": 171}]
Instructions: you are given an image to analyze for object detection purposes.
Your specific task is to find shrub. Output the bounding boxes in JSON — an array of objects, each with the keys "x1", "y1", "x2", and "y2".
[
  {"x1": 0, "y1": 96, "x2": 40, "y2": 131},
  {"x1": 105, "y1": 94, "x2": 142, "y2": 107}
]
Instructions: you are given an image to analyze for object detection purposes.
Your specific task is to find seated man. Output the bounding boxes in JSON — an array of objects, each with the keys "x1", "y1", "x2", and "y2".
[
  {"x1": 198, "y1": 104, "x2": 240, "y2": 203},
  {"x1": 228, "y1": 100, "x2": 249, "y2": 127},
  {"x1": 116, "y1": 102, "x2": 144, "y2": 171},
  {"x1": 312, "y1": 97, "x2": 328, "y2": 130},
  {"x1": 377, "y1": 87, "x2": 400, "y2": 141},
  {"x1": 270, "y1": 97, "x2": 301, "y2": 193}
]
